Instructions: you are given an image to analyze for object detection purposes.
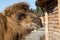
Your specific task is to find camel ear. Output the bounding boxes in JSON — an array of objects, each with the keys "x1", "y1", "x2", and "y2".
[
  {"x1": 2, "y1": 10, "x2": 11, "y2": 16},
  {"x1": 2, "y1": 10, "x2": 6, "y2": 16}
]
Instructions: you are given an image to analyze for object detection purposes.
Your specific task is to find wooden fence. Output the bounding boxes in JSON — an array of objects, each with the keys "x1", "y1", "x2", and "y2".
[
  {"x1": 45, "y1": 3, "x2": 60, "y2": 40},
  {"x1": 39, "y1": 2, "x2": 60, "y2": 40}
]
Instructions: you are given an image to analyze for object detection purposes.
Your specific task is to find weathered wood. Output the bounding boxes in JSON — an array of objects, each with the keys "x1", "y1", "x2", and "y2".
[{"x1": 36, "y1": 0, "x2": 60, "y2": 40}]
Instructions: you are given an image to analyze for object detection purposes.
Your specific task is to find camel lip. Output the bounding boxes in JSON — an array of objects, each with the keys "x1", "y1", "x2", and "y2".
[{"x1": 26, "y1": 28, "x2": 34, "y2": 33}]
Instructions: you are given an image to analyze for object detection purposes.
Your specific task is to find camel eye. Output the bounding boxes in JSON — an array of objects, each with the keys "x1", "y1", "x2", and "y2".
[
  {"x1": 21, "y1": 6, "x2": 28, "y2": 10},
  {"x1": 17, "y1": 12, "x2": 26, "y2": 20},
  {"x1": 22, "y1": 7, "x2": 28, "y2": 10}
]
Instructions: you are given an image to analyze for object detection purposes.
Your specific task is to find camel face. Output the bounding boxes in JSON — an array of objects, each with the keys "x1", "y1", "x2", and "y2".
[{"x1": 0, "y1": 2, "x2": 43, "y2": 40}]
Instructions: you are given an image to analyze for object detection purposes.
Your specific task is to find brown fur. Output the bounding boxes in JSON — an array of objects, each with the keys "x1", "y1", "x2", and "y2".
[{"x1": 0, "y1": 2, "x2": 43, "y2": 40}]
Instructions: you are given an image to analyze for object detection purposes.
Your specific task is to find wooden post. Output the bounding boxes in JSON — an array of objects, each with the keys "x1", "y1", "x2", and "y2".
[
  {"x1": 58, "y1": 0, "x2": 60, "y2": 29},
  {"x1": 45, "y1": 12, "x2": 48, "y2": 40}
]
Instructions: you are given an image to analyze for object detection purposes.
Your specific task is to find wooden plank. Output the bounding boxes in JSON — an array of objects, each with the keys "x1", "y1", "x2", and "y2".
[
  {"x1": 45, "y1": 12, "x2": 48, "y2": 40},
  {"x1": 58, "y1": 0, "x2": 60, "y2": 28}
]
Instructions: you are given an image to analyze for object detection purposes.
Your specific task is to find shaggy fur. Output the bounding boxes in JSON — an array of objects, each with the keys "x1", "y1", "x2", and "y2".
[{"x1": 0, "y1": 2, "x2": 43, "y2": 40}]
